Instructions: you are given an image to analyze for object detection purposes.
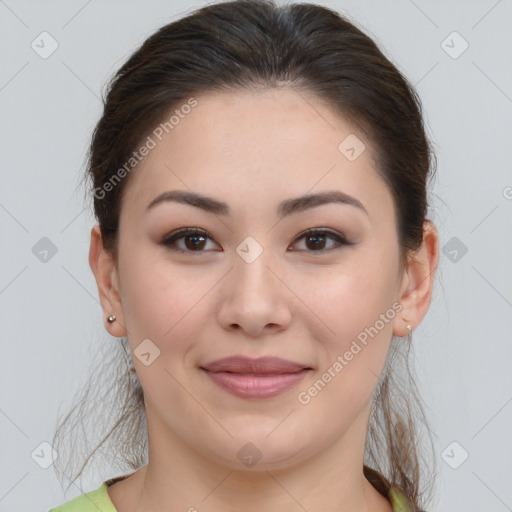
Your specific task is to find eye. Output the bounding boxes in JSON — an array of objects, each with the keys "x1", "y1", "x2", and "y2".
[
  {"x1": 290, "y1": 228, "x2": 352, "y2": 253},
  {"x1": 160, "y1": 227, "x2": 219, "y2": 254},
  {"x1": 160, "y1": 227, "x2": 352, "y2": 254}
]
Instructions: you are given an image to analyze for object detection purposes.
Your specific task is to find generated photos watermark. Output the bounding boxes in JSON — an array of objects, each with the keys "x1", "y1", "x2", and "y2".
[{"x1": 297, "y1": 301, "x2": 403, "y2": 405}]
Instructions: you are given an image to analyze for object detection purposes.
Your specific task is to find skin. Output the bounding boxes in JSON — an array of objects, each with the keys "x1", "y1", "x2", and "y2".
[{"x1": 89, "y1": 87, "x2": 439, "y2": 512}]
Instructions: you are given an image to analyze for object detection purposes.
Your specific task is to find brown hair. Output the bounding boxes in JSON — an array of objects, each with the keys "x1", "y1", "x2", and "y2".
[{"x1": 53, "y1": 1, "x2": 437, "y2": 509}]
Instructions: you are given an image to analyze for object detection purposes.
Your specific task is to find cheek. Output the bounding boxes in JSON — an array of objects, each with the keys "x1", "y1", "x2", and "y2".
[
  {"x1": 117, "y1": 240, "x2": 182, "y2": 342},
  {"x1": 293, "y1": 244, "x2": 399, "y2": 378},
  {"x1": 292, "y1": 263, "x2": 398, "y2": 427},
  {"x1": 298, "y1": 260, "x2": 397, "y2": 340},
  {"x1": 117, "y1": 242, "x2": 216, "y2": 359}
]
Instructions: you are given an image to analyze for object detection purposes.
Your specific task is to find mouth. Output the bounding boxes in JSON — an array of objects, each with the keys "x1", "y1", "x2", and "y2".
[
  {"x1": 200, "y1": 356, "x2": 313, "y2": 399},
  {"x1": 201, "y1": 355, "x2": 312, "y2": 374}
]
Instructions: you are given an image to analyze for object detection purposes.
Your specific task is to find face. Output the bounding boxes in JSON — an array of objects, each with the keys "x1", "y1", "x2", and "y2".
[{"x1": 107, "y1": 87, "x2": 409, "y2": 471}]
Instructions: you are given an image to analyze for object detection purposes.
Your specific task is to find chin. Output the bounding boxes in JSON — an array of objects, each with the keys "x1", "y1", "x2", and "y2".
[{"x1": 206, "y1": 432, "x2": 314, "y2": 473}]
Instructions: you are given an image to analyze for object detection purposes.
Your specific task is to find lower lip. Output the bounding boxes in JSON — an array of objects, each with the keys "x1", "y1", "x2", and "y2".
[{"x1": 202, "y1": 369, "x2": 311, "y2": 399}]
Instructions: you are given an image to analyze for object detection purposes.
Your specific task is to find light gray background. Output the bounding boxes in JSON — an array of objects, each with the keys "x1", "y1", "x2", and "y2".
[{"x1": 1, "y1": 1, "x2": 511, "y2": 511}]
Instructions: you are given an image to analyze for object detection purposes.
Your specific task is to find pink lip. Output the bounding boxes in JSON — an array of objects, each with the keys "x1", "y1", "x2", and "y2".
[
  {"x1": 201, "y1": 355, "x2": 311, "y2": 374},
  {"x1": 200, "y1": 356, "x2": 312, "y2": 399}
]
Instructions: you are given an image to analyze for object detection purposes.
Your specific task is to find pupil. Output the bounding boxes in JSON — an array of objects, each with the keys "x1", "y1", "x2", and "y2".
[
  {"x1": 307, "y1": 235, "x2": 325, "y2": 250},
  {"x1": 186, "y1": 235, "x2": 205, "y2": 250}
]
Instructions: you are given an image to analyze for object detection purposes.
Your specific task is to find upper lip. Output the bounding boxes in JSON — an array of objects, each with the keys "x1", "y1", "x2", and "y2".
[{"x1": 201, "y1": 356, "x2": 312, "y2": 374}]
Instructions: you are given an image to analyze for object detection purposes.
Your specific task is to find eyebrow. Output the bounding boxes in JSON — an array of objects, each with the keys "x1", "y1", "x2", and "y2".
[{"x1": 146, "y1": 189, "x2": 368, "y2": 218}]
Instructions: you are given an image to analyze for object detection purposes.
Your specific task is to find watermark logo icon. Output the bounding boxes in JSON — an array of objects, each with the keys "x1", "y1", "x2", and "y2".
[
  {"x1": 32, "y1": 237, "x2": 58, "y2": 263},
  {"x1": 338, "y1": 134, "x2": 366, "y2": 161},
  {"x1": 236, "y1": 236, "x2": 263, "y2": 264},
  {"x1": 134, "y1": 338, "x2": 161, "y2": 366},
  {"x1": 441, "y1": 31, "x2": 469, "y2": 59},
  {"x1": 441, "y1": 441, "x2": 469, "y2": 469},
  {"x1": 31, "y1": 441, "x2": 58, "y2": 469},
  {"x1": 442, "y1": 236, "x2": 468, "y2": 263},
  {"x1": 31, "y1": 32, "x2": 59, "y2": 59},
  {"x1": 237, "y1": 442, "x2": 262, "y2": 468}
]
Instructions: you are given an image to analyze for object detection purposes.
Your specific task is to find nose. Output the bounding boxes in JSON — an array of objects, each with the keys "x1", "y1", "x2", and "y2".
[{"x1": 216, "y1": 249, "x2": 292, "y2": 337}]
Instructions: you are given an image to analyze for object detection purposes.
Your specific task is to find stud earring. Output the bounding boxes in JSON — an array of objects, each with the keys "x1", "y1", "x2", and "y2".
[{"x1": 107, "y1": 314, "x2": 116, "y2": 323}]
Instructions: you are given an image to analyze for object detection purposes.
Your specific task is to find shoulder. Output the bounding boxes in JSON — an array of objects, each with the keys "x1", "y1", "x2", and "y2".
[
  {"x1": 363, "y1": 465, "x2": 420, "y2": 512},
  {"x1": 389, "y1": 487, "x2": 416, "y2": 511},
  {"x1": 48, "y1": 481, "x2": 117, "y2": 512}
]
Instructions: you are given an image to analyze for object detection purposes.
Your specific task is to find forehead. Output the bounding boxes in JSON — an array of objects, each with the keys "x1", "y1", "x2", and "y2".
[{"x1": 120, "y1": 87, "x2": 395, "y2": 226}]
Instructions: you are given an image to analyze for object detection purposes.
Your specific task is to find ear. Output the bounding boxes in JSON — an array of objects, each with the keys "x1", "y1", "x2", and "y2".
[
  {"x1": 393, "y1": 220, "x2": 439, "y2": 337},
  {"x1": 89, "y1": 224, "x2": 127, "y2": 338}
]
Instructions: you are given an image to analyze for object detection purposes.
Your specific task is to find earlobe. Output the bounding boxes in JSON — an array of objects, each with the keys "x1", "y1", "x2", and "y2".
[
  {"x1": 89, "y1": 224, "x2": 127, "y2": 338},
  {"x1": 393, "y1": 220, "x2": 439, "y2": 338}
]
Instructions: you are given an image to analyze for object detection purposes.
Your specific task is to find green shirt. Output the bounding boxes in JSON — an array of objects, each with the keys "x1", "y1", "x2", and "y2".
[
  {"x1": 48, "y1": 479, "x2": 415, "y2": 511},
  {"x1": 49, "y1": 481, "x2": 115, "y2": 511},
  {"x1": 48, "y1": 466, "x2": 421, "y2": 512}
]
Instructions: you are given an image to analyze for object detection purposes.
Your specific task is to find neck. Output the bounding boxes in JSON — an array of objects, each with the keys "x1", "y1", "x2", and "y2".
[{"x1": 121, "y1": 401, "x2": 392, "y2": 512}]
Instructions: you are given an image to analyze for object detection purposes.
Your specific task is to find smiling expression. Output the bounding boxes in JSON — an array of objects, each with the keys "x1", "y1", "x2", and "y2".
[{"x1": 107, "y1": 86, "x2": 406, "y2": 470}]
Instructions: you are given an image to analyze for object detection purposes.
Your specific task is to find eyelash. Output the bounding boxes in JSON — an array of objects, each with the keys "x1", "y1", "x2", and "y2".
[{"x1": 159, "y1": 227, "x2": 353, "y2": 255}]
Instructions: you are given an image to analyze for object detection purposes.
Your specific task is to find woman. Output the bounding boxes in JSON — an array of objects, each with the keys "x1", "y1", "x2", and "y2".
[{"x1": 50, "y1": 0, "x2": 439, "y2": 510}]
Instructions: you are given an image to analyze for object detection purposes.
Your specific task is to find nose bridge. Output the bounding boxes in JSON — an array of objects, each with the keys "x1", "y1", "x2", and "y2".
[
  {"x1": 232, "y1": 235, "x2": 280, "y2": 298},
  {"x1": 222, "y1": 231, "x2": 292, "y2": 323}
]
